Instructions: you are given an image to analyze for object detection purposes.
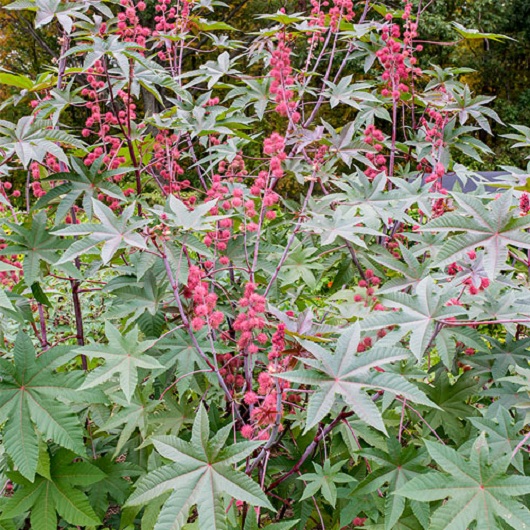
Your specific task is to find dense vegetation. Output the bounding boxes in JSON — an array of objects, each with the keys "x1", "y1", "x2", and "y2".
[{"x1": 0, "y1": 1, "x2": 529, "y2": 529}]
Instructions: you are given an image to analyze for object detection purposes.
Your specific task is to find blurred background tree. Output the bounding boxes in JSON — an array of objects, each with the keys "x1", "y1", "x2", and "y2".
[{"x1": 0, "y1": 0, "x2": 528, "y2": 168}]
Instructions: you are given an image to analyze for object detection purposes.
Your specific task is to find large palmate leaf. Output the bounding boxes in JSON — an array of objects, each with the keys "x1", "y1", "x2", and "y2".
[
  {"x1": 423, "y1": 191, "x2": 530, "y2": 278},
  {"x1": 397, "y1": 436, "x2": 530, "y2": 530},
  {"x1": 126, "y1": 405, "x2": 273, "y2": 530},
  {"x1": 53, "y1": 199, "x2": 147, "y2": 264},
  {"x1": 33, "y1": 155, "x2": 127, "y2": 223},
  {"x1": 418, "y1": 370, "x2": 478, "y2": 444},
  {"x1": 469, "y1": 406, "x2": 526, "y2": 473},
  {"x1": 279, "y1": 323, "x2": 436, "y2": 434},
  {"x1": 355, "y1": 437, "x2": 430, "y2": 530},
  {"x1": 327, "y1": 172, "x2": 426, "y2": 226},
  {"x1": 361, "y1": 277, "x2": 467, "y2": 361},
  {"x1": 0, "y1": 117, "x2": 83, "y2": 167},
  {"x1": 0, "y1": 211, "x2": 70, "y2": 286},
  {"x1": 0, "y1": 333, "x2": 85, "y2": 481},
  {"x1": 303, "y1": 208, "x2": 383, "y2": 247},
  {"x1": 468, "y1": 334, "x2": 530, "y2": 380},
  {"x1": 77, "y1": 322, "x2": 164, "y2": 402},
  {"x1": 0, "y1": 448, "x2": 104, "y2": 530},
  {"x1": 368, "y1": 243, "x2": 430, "y2": 294}
]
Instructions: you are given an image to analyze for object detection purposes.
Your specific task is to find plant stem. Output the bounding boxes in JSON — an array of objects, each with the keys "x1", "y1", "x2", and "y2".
[{"x1": 266, "y1": 410, "x2": 353, "y2": 491}]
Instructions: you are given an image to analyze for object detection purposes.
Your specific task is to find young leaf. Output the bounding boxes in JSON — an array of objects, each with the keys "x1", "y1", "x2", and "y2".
[{"x1": 298, "y1": 459, "x2": 355, "y2": 507}]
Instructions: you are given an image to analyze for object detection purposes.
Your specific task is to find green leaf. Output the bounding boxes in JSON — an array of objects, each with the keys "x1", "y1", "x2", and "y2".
[
  {"x1": 397, "y1": 436, "x2": 530, "y2": 530},
  {"x1": 127, "y1": 404, "x2": 273, "y2": 530},
  {"x1": 53, "y1": 200, "x2": 147, "y2": 265},
  {"x1": 0, "y1": 211, "x2": 68, "y2": 286},
  {"x1": 33, "y1": 155, "x2": 127, "y2": 223},
  {"x1": 355, "y1": 437, "x2": 429, "y2": 530},
  {"x1": 298, "y1": 459, "x2": 354, "y2": 507},
  {"x1": 279, "y1": 323, "x2": 436, "y2": 433},
  {"x1": 2, "y1": 449, "x2": 104, "y2": 528},
  {"x1": 0, "y1": 333, "x2": 84, "y2": 480},
  {"x1": 452, "y1": 22, "x2": 515, "y2": 42},
  {"x1": 77, "y1": 322, "x2": 164, "y2": 402},
  {"x1": 423, "y1": 191, "x2": 530, "y2": 279}
]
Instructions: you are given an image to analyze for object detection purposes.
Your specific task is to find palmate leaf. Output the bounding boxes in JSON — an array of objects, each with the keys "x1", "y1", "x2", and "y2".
[
  {"x1": 0, "y1": 333, "x2": 85, "y2": 481},
  {"x1": 368, "y1": 243, "x2": 430, "y2": 294},
  {"x1": 279, "y1": 323, "x2": 436, "y2": 434},
  {"x1": 469, "y1": 406, "x2": 526, "y2": 473},
  {"x1": 298, "y1": 460, "x2": 355, "y2": 508},
  {"x1": 279, "y1": 238, "x2": 322, "y2": 288},
  {"x1": 155, "y1": 195, "x2": 225, "y2": 232},
  {"x1": 355, "y1": 437, "x2": 430, "y2": 530},
  {"x1": 397, "y1": 435, "x2": 530, "y2": 530},
  {"x1": 53, "y1": 199, "x2": 148, "y2": 264},
  {"x1": 468, "y1": 333, "x2": 530, "y2": 381},
  {"x1": 1, "y1": 449, "x2": 104, "y2": 530},
  {"x1": 361, "y1": 277, "x2": 467, "y2": 360},
  {"x1": 303, "y1": 208, "x2": 383, "y2": 247},
  {"x1": 33, "y1": 155, "x2": 128, "y2": 223},
  {"x1": 126, "y1": 405, "x2": 273, "y2": 530},
  {"x1": 103, "y1": 270, "x2": 168, "y2": 332},
  {"x1": 76, "y1": 322, "x2": 165, "y2": 402},
  {"x1": 99, "y1": 386, "x2": 162, "y2": 456},
  {"x1": 418, "y1": 370, "x2": 478, "y2": 444},
  {"x1": 423, "y1": 190, "x2": 530, "y2": 278},
  {"x1": 0, "y1": 117, "x2": 83, "y2": 167},
  {"x1": 0, "y1": 211, "x2": 69, "y2": 286}
]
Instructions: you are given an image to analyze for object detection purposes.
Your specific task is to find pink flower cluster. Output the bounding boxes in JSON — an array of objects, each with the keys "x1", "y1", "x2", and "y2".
[
  {"x1": 154, "y1": 0, "x2": 192, "y2": 33},
  {"x1": 233, "y1": 283, "x2": 267, "y2": 353},
  {"x1": 353, "y1": 269, "x2": 385, "y2": 312},
  {"x1": 309, "y1": 0, "x2": 327, "y2": 42},
  {"x1": 268, "y1": 323, "x2": 286, "y2": 360},
  {"x1": 269, "y1": 34, "x2": 300, "y2": 123},
  {"x1": 116, "y1": 0, "x2": 151, "y2": 49},
  {"x1": 81, "y1": 61, "x2": 129, "y2": 169},
  {"x1": 420, "y1": 107, "x2": 447, "y2": 150},
  {"x1": 242, "y1": 367, "x2": 294, "y2": 440},
  {"x1": 152, "y1": 131, "x2": 187, "y2": 195},
  {"x1": 184, "y1": 265, "x2": 224, "y2": 331},
  {"x1": 330, "y1": 0, "x2": 355, "y2": 33},
  {"x1": 363, "y1": 125, "x2": 386, "y2": 179},
  {"x1": 309, "y1": 0, "x2": 355, "y2": 38},
  {"x1": 424, "y1": 162, "x2": 446, "y2": 191},
  {"x1": 377, "y1": 1, "x2": 421, "y2": 100},
  {"x1": 28, "y1": 154, "x2": 62, "y2": 198},
  {"x1": 264, "y1": 133, "x2": 287, "y2": 179}
]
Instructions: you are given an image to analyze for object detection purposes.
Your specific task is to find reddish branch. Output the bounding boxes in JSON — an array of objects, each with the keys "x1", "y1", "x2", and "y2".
[{"x1": 266, "y1": 410, "x2": 354, "y2": 491}]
